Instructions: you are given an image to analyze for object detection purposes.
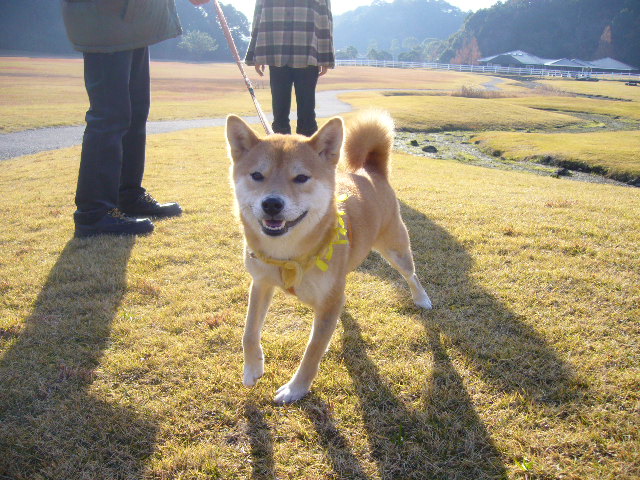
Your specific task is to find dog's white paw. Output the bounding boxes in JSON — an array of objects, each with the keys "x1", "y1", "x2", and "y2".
[
  {"x1": 243, "y1": 360, "x2": 264, "y2": 387},
  {"x1": 414, "y1": 293, "x2": 433, "y2": 310},
  {"x1": 274, "y1": 382, "x2": 309, "y2": 404}
]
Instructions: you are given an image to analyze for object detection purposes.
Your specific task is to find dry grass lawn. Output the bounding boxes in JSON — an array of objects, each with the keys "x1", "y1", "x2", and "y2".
[
  {"x1": 0, "y1": 57, "x2": 496, "y2": 132},
  {"x1": 473, "y1": 130, "x2": 640, "y2": 183},
  {"x1": 1, "y1": 124, "x2": 638, "y2": 479},
  {"x1": 0, "y1": 58, "x2": 262, "y2": 132}
]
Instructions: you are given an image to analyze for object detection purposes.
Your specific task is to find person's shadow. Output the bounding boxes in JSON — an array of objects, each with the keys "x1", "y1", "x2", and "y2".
[
  {"x1": 393, "y1": 202, "x2": 580, "y2": 405},
  {"x1": 245, "y1": 201, "x2": 581, "y2": 478},
  {"x1": 0, "y1": 238, "x2": 157, "y2": 479}
]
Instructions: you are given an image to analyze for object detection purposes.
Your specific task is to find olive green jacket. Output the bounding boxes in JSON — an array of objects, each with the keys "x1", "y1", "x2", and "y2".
[{"x1": 61, "y1": 0, "x2": 182, "y2": 53}]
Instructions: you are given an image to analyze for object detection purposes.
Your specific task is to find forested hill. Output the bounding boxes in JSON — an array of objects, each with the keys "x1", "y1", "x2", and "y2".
[
  {"x1": 440, "y1": 0, "x2": 640, "y2": 68},
  {"x1": 0, "y1": 0, "x2": 249, "y2": 61},
  {"x1": 333, "y1": 0, "x2": 466, "y2": 56}
]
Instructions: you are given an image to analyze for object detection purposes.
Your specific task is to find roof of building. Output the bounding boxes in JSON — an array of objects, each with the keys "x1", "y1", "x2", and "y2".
[
  {"x1": 546, "y1": 58, "x2": 593, "y2": 68},
  {"x1": 478, "y1": 50, "x2": 636, "y2": 71},
  {"x1": 478, "y1": 50, "x2": 551, "y2": 65},
  {"x1": 589, "y1": 57, "x2": 636, "y2": 71}
]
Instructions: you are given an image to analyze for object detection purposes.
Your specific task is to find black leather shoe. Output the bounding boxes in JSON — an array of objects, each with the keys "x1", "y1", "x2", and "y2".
[
  {"x1": 75, "y1": 208, "x2": 154, "y2": 238},
  {"x1": 119, "y1": 192, "x2": 182, "y2": 218}
]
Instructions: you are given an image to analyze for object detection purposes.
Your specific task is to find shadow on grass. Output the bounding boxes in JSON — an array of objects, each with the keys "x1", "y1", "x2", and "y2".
[
  {"x1": 396, "y1": 201, "x2": 579, "y2": 405},
  {"x1": 0, "y1": 238, "x2": 157, "y2": 479},
  {"x1": 303, "y1": 393, "x2": 371, "y2": 479},
  {"x1": 244, "y1": 402, "x2": 277, "y2": 480},
  {"x1": 293, "y1": 309, "x2": 508, "y2": 479},
  {"x1": 335, "y1": 311, "x2": 506, "y2": 479},
  {"x1": 242, "y1": 201, "x2": 580, "y2": 479},
  {"x1": 244, "y1": 395, "x2": 370, "y2": 480}
]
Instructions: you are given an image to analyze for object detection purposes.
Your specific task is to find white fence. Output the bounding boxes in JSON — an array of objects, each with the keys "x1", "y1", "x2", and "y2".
[{"x1": 336, "y1": 59, "x2": 640, "y2": 81}]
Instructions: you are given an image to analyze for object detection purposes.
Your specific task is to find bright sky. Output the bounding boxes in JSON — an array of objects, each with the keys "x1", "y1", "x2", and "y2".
[{"x1": 226, "y1": 0, "x2": 501, "y2": 20}]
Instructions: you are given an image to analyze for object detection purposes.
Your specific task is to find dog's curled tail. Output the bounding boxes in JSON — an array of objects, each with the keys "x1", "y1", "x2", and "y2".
[{"x1": 343, "y1": 110, "x2": 394, "y2": 178}]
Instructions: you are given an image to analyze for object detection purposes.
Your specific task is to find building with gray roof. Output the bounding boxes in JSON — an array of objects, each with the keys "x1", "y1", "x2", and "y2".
[{"x1": 478, "y1": 50, "x2": 637, "y2": 73}]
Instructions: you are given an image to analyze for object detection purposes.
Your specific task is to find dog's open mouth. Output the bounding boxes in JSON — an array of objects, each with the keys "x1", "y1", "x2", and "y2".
[{"x1": 261, "y1": 211, "x2": 307, "y2": 237}]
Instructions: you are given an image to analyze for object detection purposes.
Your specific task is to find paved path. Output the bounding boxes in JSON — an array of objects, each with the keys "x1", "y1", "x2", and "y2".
[
  {"x1": 0, "y1": 82, "x2": 505, "y2": 161},
  {"x1": 482, "y1": 78, "x2": 505, "y2": 91},
  {"x1": 0, "y1": 89, "x2": 354, "y2": 161}
]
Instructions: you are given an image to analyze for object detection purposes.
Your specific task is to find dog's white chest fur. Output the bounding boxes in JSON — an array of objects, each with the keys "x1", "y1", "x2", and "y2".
[{"x1": 245, "y1": 252, "x2": 339, "y2": 307}]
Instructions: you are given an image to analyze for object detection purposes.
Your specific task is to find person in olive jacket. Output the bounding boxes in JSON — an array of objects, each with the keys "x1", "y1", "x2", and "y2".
[{"x1": 61, "y1": 0, "x2": 208, "y2": 237}]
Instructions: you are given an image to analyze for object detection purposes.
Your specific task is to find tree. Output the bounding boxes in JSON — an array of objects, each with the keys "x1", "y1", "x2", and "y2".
[
  {"x1": 333, "y1": 0, "x2": 466, "y2": 55},
  {"x1": 422, "y1": 39, "x2": 447, "y2": 62},
  {"x1": 595, "y1": 25, "x2": 614, "y2": 58},
  {"x1": 398, "y1": 49, "x2": 423, "y2": 62},
  {"x1": 0, "y1": 0, "x2": 250, "y2": 61},
  {"x1": 390, "y1": 38, "x2": 402, "y2": 60},
  {"x1": 438, "y1": 0, "x2": 635, "y2": 66},
  {"x1": 336, "y1": 45, "x2": 359, "y2": 60},
  {"x1": 610, "y1": 0, "x2": 640, "y2": 67},
  {"x1": 0, "y1": 0, "x2": 72, "y2": 54},
  {"x1": 402, "y1": 36, "x2": 420, "y2": 50},
  {"x1": 178, "y1": 30, "x2": 218, "y2": 60},
  {"x1": 450, "y1": 36, "x2": 482, "y2": 65},
  {"x1": 367, "y1": 48, "x2": 393, "y2": 61},
  {"x1": 154, "y1": 3, "x2": 249, "y2": 61}
]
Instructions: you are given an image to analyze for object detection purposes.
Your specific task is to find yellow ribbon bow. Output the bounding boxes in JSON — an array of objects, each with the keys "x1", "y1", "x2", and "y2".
[{"x1": 253, "y1": 194, "x2": 350, "y2": 290}]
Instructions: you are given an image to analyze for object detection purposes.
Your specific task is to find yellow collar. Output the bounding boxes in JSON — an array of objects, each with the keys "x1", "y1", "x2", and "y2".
[{"x1": 252, "y1": 195, "x2": 349, "y2": 290}]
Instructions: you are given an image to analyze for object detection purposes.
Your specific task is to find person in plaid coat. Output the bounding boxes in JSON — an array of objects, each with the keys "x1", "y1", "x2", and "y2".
[{"x1": 245, "y1": 0, "x2": 335, "y2": 136}]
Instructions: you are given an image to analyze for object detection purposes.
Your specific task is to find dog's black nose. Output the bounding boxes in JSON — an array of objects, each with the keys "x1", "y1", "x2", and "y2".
[{"x1": 262, "y1": 196, "x2": 284, "y2": 216}]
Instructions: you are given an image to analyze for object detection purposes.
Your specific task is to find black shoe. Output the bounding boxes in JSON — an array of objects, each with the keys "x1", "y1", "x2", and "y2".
[
  {"x1": 74, "y1": 208, "x2": 154, "y2": 238},
  {"x1": 119, "y1": 192, "x2": 182, "y2": 219}
]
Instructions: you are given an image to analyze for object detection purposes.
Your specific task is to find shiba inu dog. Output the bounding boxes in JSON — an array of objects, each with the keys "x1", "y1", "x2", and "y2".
[{"x1": 226, "y1": 110, "x2": 432, "y2": 404}]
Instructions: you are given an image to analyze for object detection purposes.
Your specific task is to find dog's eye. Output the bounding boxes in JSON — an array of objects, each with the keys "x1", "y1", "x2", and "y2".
[
  {"x1": 250, "y1": 172, "x2": 264, "y2": 181},
  {"x1": 293, "y1": 174, "x2": 310, "y2": 184}
]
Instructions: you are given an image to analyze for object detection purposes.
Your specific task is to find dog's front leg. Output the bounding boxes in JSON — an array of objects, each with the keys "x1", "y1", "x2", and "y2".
[
  {"x1": 274, "y1": 296, "x2": 345, "y2": 404},
  {"x1": 243, "y1": 280, "x2": 275, "y2": 387}
]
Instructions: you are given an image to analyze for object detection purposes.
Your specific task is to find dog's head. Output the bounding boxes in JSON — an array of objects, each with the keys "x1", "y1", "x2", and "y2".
[{"x1": 226, "y1": 116, "x2": 343, "y2": 247}]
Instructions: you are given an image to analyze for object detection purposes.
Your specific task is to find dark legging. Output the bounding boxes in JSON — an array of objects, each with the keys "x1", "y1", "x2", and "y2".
[
  {"x1": 75, "y1": 47, "x2": 150, "y2": 225},
  {"x1": 269, "y1": 65, "x2": 319, "y2": 137}
]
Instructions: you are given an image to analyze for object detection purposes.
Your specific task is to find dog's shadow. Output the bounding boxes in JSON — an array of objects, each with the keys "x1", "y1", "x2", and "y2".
[
  {"x1": 0, "y1": 238, "x2": 158, "y2": 479},
  {"x1": 244, "y1": 201, "x2": 579, "y2": 478}
]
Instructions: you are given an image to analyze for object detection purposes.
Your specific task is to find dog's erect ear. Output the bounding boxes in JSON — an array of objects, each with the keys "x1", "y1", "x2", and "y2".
[
  {"x1": 308, "y1": 117, "x2": 343, "y2": 165},
  {"x1": 226, "y1": 115, "x2": 260, "y2": 161}
]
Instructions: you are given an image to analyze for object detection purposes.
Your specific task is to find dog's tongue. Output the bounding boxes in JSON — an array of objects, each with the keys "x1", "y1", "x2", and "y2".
[{"x1": 265, "y1": 219, "x2": 285, "y2": 230}]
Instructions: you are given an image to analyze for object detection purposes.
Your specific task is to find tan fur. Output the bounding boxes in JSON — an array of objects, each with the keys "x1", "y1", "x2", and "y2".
[
  {"x1": 226, "y1": 111, "x2": 431, "y2": 404},
  {"x1": 343, "y1": 109, "x2": 395, "y2": 177}
]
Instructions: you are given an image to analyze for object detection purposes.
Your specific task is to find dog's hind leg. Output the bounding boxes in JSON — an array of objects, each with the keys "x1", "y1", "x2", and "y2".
[
  {"x1": 243, "y1": 281, "x2": 275, "y2": 387},
  {"x1": 274, "y1": 294, "x2": 345, "y2": 404},
  {"x1": 376, "y1": 219, "x2": 432, "y2": 310}
]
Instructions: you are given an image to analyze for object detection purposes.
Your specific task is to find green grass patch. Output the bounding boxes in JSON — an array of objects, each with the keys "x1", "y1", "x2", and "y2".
[
  {"x1": 538, "y1": 78, "x2": 640, "y2": 102},
  {"x1": 340, "y1": 91, "x2": 584, "y2": 131},
  {"x1": 474, "y1": 130, "x2": 640, "y2": 184},
  {"x1": 1, "y1": 125, "x2": 638, "y2": 479},
  {"x1": 498, "y1": 96, "x2": 640, "y2": 121}
]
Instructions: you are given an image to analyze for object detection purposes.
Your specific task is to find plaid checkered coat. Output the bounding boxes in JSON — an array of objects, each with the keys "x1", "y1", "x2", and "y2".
[{"x1": 245, "y1": 0, "x2": 335, "y2": 68}]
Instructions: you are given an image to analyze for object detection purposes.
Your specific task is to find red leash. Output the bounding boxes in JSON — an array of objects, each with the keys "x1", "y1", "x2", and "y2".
[{"x1": 208, "y1": 0, "x2": 273, "y2": 135}]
